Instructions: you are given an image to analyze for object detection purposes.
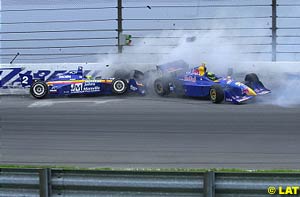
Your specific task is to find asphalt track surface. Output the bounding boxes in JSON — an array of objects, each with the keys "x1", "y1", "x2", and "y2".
[{"x1": 0, "y1": 94, "x2": 300, "y2": 169}]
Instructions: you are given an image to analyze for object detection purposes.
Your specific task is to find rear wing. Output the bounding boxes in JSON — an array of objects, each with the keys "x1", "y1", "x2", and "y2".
[{"x1": 156, "y1": 60, "x2": 189, "y2": 76}]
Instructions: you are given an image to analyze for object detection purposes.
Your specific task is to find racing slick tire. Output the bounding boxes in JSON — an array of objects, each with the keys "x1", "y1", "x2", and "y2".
[
  {"x1": 30, "y1": 81, "x2": 48, "y2": 99},
  {"x1": 244, "y1": 73, "x2": 266, "y2": 90},
  {"x1": 154, "y1": 78, "x2": 170, "y2": 96},
  {"x1": 209, "y1": 84, "x2": 224, "y2": 104},
  {"x1": 245, "y1": 73, "x2": 259, "y2": 83},
  {"x1": 112, "y1": 78, "x2": 128, "y2": 95}
]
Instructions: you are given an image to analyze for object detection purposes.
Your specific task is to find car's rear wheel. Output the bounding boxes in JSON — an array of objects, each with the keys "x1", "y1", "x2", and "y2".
[
  {"x1": 30, "y1": 81, "x2": 48, "y2": 99},
  {"x1": 154, "y1": 78, "x2": 170, "y2": 96},
  {"x1": 112, "y1": 79, "x2": 128, "y2": 95},
  {"x1": 209, "y1": 84, "x2": 224, "y2": 104}
]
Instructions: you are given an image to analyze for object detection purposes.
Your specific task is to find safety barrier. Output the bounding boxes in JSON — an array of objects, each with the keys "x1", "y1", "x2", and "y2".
[
  {"x1": 1, "y1": 168, "x2": 300, "y2": 197},
  {"x1": 2, "y1": 0, "x2": 300, "y2": 63}
]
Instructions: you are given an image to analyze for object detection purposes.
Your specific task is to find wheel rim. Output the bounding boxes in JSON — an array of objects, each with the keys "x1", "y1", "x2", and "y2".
[
  {"x1": 210, "y1": 89, "x2": 217, "y2": 101},
  {"x1": 113, "y1": 80, "x2": 125, "y2": 92},
  {"x1": 33, "y1": 84, "x2": 45, "y2": 96},
  {"x1": 156, "y1": 83, "x2": 163, "y2": 93}
]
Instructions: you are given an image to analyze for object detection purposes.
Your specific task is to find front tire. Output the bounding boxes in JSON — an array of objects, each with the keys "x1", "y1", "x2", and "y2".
[
  {"x1": 154, "y1": 78, "x2": 170, "y2": 96},
  {"x1": 209, "y1": 84, "x2": 224, "y2": 104},
  {"x1": 30, "y1": 81, "x2": 48, "y2": 99},
  {"x1": 112, "y1": 79, "x2": 128, "y2": 95},
  {"x1": 245, "y1": 73, "x2": 259, "y2": 83},
  {"x1": 244, "y1": 73, "x2": 266, "y2": 90}
]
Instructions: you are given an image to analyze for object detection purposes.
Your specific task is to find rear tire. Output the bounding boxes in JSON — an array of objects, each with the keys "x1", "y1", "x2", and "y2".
[
  {"x1": 112, "y1": 79, "x2": 128, "y2": 95},
  {"x1": 30, "y1": 81, "x2": 48, "y2": 99},
  {"x1": 154, "y1": 78, "x2": 170, "y2": 96},
  {"x1": 209, "y1": 84, "x2": 224, "y2": 104}
]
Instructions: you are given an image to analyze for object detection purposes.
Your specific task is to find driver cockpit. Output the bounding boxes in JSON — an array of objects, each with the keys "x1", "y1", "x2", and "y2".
[{"x1": 193, "y1": 63, "x2": 218, "y2": 81}]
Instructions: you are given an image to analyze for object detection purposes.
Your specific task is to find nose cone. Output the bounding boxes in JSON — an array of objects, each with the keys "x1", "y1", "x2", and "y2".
[{"x1": 246, "y1": 88, "x2": 257, "y2": 96}]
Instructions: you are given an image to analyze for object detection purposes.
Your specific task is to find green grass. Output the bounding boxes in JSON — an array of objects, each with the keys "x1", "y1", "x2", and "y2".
[{"x1": 1, "y1": 164, "x2": 300, "y2": 173}]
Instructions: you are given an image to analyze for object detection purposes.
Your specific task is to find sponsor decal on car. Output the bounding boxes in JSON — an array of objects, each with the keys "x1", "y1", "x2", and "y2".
[
  {"x1": 70, "y1": 83, "x2": 100, "y2": 93},
  {"x1": 71, "y1": 83, "x2": 83, "y2": 93},
  {"x1": 49, "y1": 87, "x2": 58, "y2": 93},
  {"x1": 184, "y1": 76, "x2": 196, "y2": 82},
  {"x1": 58, "y1": 75, "x2": 71, "y2": 79},
  {"x1": 84, "y1": 82, "x2": 96, "y2": 86},
  {"x1": 83, "y1": 86, "x2": 100, "y2": 92}
]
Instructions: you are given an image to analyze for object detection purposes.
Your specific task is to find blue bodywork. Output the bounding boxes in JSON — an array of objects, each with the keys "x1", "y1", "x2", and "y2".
[
  {"x1": 19, "y1": 66, "x2": 145, "y2": 98},
  {"x1": 157, "y1": 61, "x2": 271, "y2": 104}
]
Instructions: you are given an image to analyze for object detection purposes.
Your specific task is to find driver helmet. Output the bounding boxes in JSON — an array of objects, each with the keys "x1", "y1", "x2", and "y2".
[
  {"x1": 198, "y1": 63, "x2": 207, "y2": 76},
  {"x1": 85, "y1": 75, "x2": 92, "y2": 80}
]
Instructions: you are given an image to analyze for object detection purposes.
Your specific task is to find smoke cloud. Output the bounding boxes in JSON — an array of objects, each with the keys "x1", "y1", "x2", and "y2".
[{"x1": 96, "y1": 30, "x2": 300, "y2": 107}]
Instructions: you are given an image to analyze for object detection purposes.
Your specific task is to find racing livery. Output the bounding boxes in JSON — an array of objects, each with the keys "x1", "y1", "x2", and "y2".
[
  {"x1": 153, "y1": 60, "x2": 271, "y2": 104},
  {"x1": 19, "y1": 66, "x2": 145, "y2": 99}
]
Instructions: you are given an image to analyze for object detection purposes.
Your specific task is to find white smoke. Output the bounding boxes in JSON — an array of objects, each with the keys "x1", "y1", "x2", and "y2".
[
  {"x1": 229, "y1": 62, "x2": 300, "y2": 107},
  {"x1": 97, "y1": 30, "x2": 243, "y2": 76},
  {"x1": 96, "y1": 31, "x2": 300, "y2": 107},
  {"x1": 160, "y1": 31, "x2": 242, "y2": 75},
  {"x1": 271, "y1": 77, "x2": 300, "y2": 107}
]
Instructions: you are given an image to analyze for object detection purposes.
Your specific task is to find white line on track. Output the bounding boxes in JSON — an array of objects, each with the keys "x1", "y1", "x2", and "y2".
[{"x1": 28, "y1": 99, "x2": 122, "y2": 108}]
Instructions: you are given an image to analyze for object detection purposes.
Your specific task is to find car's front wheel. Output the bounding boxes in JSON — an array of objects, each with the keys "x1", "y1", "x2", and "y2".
[
  {"x1": 209, "y1": 84, "x2": 224, "y2": 104},
  {"x1": 244, "y1": 73, "x2": 266, "y2": 90},
  {"x1": 112, "y1": 79, "x2": 128, "y2": 95},
  {"x1": 245, "y1": 73, "x2": 259, "y2": 82},
  {"x1": 30, "y1": 81, "x2": 48, "y2": 99}
]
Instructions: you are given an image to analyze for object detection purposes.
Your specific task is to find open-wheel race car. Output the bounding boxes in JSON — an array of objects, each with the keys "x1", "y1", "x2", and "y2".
[
  {"x1": 19, "y1": 66, "x2": 145, "y2": 99},
  {"x1": 153, "y1": 60, "x2": 271, "y2": 104}
]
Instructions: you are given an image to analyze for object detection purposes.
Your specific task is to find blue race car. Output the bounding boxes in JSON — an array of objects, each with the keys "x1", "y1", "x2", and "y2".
[
  {"x1": 153, "y1": 60, "x2": 270, "y2": 104},
  {"x1": 19, "y1": 66, "x2": 145, "y2": 99}
]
